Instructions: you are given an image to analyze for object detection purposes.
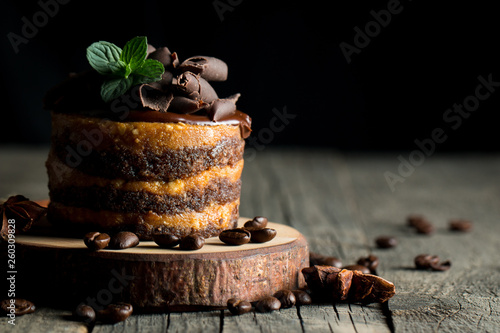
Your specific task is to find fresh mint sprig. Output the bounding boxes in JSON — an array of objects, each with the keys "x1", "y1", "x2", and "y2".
[{"x1": 86, "y1": 36, "x2": 164, "y2": 102}]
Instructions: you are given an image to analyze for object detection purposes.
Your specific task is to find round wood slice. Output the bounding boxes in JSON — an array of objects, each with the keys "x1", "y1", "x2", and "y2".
[{"x1": 13, "y1": 217, "x2": 309, "y2": 312}]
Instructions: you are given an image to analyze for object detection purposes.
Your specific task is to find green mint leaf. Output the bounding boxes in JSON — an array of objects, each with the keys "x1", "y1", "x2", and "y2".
[
  {"x1": 121, "y1": 36, "x2": 147, "y2": 71},
  {"x1": 86, "y1": 41, "x2": 122, "y2": 75},
  {"x1": 107, "y1": 60, "x2": 131, "y2": 77},
  {"x1": 100, "y1": 77, "x2": 133, "y2": 103},
  {"x1": 133, "y1": 59, "x2": 165, "y2": 82}
]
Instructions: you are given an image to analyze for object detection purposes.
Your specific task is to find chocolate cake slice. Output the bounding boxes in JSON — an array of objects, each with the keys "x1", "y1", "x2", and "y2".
[{"x1": 44, "y1": 38, "x2": 251, "y2": 239}]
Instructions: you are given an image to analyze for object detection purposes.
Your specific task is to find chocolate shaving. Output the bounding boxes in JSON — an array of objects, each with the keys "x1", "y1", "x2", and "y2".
[
  {"x1": 44, "y1": 42, "x2": 248, "y2": 136},
  {"x1": 148, "y1": 47, "x2": 173, "y2": 67},
  {"x1": 179, "y1": 56, "x2": 228, "y2": 81},
  {"x1": 172, "y1": 72, "x2": 218, "y2": 103},
  {"x1": 207, "y1": 94, "x2": 240, "y2": 121},
  {"x1": 168, "y1": 96, "x2": 204, "y2": 114},
  {"x1": 1, "y1": 195, "x2": 47, "y2": 241},
  {"x1": 138, "y1": 84, "x2": 173, "y2": 112}
]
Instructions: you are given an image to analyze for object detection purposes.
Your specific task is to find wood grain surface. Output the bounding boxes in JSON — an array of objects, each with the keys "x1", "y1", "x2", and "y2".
[{"x1": 1, "y1": 146, "x2": 499, "y2": 332}]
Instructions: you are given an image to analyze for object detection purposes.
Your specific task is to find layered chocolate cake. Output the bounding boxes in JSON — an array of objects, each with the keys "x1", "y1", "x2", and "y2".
[{"x1": 44, "y1": 38, "x2": 251, "y2": 239}]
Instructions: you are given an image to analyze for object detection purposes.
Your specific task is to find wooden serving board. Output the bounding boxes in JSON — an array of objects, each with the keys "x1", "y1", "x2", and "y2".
[{"x1": 12, "y1": 218, "x2": 309, "y2": 312}]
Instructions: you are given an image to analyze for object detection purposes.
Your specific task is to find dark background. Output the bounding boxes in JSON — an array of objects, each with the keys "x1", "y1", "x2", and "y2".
[{"x1": 1, "y1": 0, "x2": 499, "y2": 152}]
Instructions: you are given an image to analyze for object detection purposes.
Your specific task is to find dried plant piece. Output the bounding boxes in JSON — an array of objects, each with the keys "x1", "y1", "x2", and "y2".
[
  {"x1": 360, "y1": 273, "x2": 396, "y2": 304},
  {"x1": 348, "y1": 271, "x2": 375, "y2": 302},
  {"x1": 1, "y1": 195, "x2": 47, "y2": 241},
  {"x1": 301, "y1": 265, "x2": 342, "y2": 293},
  {"x1": 302, "y1": 265, "x2": 396, "y2": 304},
  {"x1": 327, "y1": 269, "x2": 353, "y2": 301}
]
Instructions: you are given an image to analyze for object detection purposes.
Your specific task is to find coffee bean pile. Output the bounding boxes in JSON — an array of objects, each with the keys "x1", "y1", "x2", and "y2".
[
  {"x1": 219, "y1": 216, "x2": 277, "y2": 245},
  {"x1": 84, "y1": 231, "x2": 139, "y2": 251},
  {"x1": 227, "y1": 289, "x2": 312, "y2": 315},
  {"x1": 73, "y1": 302, "x2": 133, "y2": 325},
  {"x1": 152, "y1": 231, "x2": 206, "y2": 250}
]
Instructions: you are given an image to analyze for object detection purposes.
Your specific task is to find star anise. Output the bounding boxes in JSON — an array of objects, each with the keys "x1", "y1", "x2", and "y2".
[{"x1": 0, "y1": 195, "x2": 47, "y2": 241}]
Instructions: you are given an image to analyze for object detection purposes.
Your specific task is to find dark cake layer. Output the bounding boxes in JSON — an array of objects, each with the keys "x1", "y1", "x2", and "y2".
[
  {"x1": 52, "y1": 138, "x2": 243, "y2": 182},
  {"x1": 50, "y1": 113, "x2": 245, "y2": 181},
  {"x1": 49, "y1": 178, "x2": 241, "y2": 214}
]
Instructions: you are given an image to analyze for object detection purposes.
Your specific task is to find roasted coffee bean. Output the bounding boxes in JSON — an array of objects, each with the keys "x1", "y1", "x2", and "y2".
[
  {"x1": 273, "y1": 289, "x2": 296, "y2": 308},
  {"x1": 84, "y1": 232, "x2": 111, "y2": 251},
  {"x1": 219, "y1": 228, "x2": 251, "y2": 245},
  {"x1": 179, "y1": 234, "x2": 205, "y2": 250},
  {"x1": 109, "y1": 231, "x2": 140, "y2": 249},
  {"x1": 309, "y1": 252, "x2": 342, "y2": 268},
  {"x1": 414, "y1": 221, "x2": 435, "y2": 235},
  {"x1": 342, "y1": 264, "x2": 371, "y2": 275},
  {"x1": 255, "y1": 296, "x2": 281, "y2": 312},
  {"x1": 249, "y1": 228, "x2": 277, "y2": 243},
  {"x1": 414, "y1": 254, "x2": 451, "y2": 271},
  {"x1": 0, "y1": 298, "x2": 35, "y2": 316},
  {"x1": 449, "y1": 219, "x2": 473, "y2": 232},
  {"x1": 356, "y1": 254, "x2": 379, "y2": 273},
  {"x1": 153, "y1": 233, "x2": 181, "y2": 248},
  {"x1": 375, "y1": 236, "x2": 398, "y2": 249},
  {"x1": 97, "y1": 302, "x2": 133, "y2": 324},
  {"x1": 407, "y1": 214, "x2": 426, "y2": 227},
  {"x1": 227, "y1": 298, "x2": 252, "y2": 315},
  {"x1": 291, "y1": 290, "x2": 312, "y2": 305},
  {"x1": 407, "y1": 215, "x2": 434, "y2": 234},
  {"x1": 244, "y1": 216, "x2": 268, "y2": 230},
  {"x1": 73, "y1": 303, "x2": 96, "y2": 324}
]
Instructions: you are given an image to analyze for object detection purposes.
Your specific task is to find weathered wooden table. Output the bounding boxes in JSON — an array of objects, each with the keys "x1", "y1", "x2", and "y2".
[{"x1": 1, "y1": 146, "x2": 499, "y2": 332}]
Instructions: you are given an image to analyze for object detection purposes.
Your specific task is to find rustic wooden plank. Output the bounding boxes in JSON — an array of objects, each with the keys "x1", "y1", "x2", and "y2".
[
  {"x1": 4, "y1": 148, "x2": 499, "y2": 332},
  {"x1": 93, "y1": 313, "x2": 168, "y2": 333},
  {"x1": 344, "y1": 153, "x2": 500, "y2": 332},
  {"x1": 0, "y1": 307, "x2": 87, "y2": 333},
  {"x1": 250, "y1": 307, "x2": 304, "y2": 333},
  {"x1": 167, "y1": 310, "x2": 222, "y2": 333}
]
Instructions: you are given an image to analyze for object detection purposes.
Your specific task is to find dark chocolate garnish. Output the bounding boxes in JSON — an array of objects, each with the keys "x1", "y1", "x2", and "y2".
[
  {"x1": 44, "y1": 42, "x2": 251, "y2": 137},
  {"x1": 1, "y1": 195, "x2": 47, "y2": 241},
  {"x1": 179, "y1": 56, "x2": 228, "y2": 81}
]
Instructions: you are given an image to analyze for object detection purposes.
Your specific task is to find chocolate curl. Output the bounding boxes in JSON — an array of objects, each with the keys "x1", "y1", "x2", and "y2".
[
  {"x1": 168, "y1": 96, "x2": 204, "y2": 114},
  {"x1": 1, "y1": 195, "x2": 47, "y2": 241},
  {"x1": 207, "y1": 93, "x2": 240, "y2": 121},
  {"x1": 146, "y1": 44, "x2": 156, "y2": 56},
  {"x1": 172, "y1": 72, "x2": 218, "y2": 103},
  {"x1": 179, "y1": 56, "x2": 228, "y2": 81},
  {"x1": 138, "y1": 84, "x2": 173, "y2": 112},
  {"x1": 148, "y1": 47, "x2": 173, "y2": 67}
]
